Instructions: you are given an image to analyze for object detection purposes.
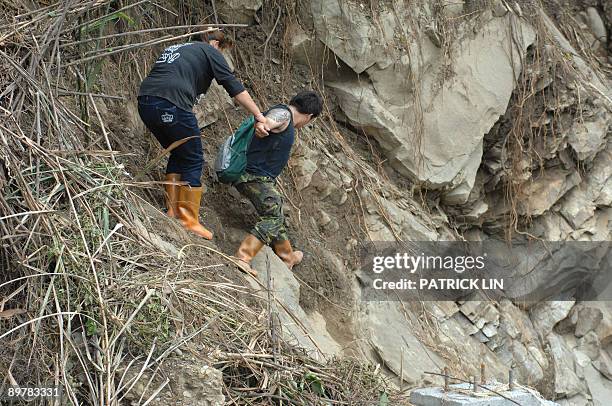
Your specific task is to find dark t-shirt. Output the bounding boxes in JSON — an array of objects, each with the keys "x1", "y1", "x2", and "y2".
[
  {"x1": 246, "y1": 105, "x2": 295, "y2": 179},
  {"x1": 138, "y1": 42, "x2": 245, "y2": 111}
]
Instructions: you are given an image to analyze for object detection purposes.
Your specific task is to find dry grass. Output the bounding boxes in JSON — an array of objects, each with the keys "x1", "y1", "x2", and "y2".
[{"x1": 0, "y1": 1, "x2": 400, "y2": 404}]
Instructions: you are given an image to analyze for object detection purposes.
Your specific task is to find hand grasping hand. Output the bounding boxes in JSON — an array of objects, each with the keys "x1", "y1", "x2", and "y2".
[{"x1": 254, "y1": 120, "x2": 270, "y2": 138}]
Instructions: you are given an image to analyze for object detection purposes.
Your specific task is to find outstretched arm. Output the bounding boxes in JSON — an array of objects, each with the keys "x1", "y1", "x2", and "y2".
[
  {"x1": 233, "y1": 90, "x2": 266, "y2": 123},
  {"x1": 206, "y1": 48, "x2": 267, "y2": 124}
]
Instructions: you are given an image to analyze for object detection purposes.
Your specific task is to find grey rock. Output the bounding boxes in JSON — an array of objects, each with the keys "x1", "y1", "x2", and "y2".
[
  {"x1": 492, "y1": 0, "x2": 509, "y2": 17},
  {"x1": 440, "y1": 0, "x2": 465, "y2": 18},
  {"x1": 583, "y1": 361, "x2": 612, "y2": 405},
  {"x1": 317, "y1": 209, "x2": 332, "y2": 227},
  {"x1": 249, "y1": 247, "x2": 342, "y2": 357},
  {"x1": 593, "y1": 350, "x2": 612, "y2": 380},
  {"x1": 327, "y1": 12, "x2": 535, "y2": 201},
  {"x1": 323, "y1": 219, "x2": 340, "y2": 234},
  {"x1": 548, "y1": 333, "x2": 586, "y2": 397},
  {"x1": 502, "y1": 240, "x2": 609, "y2": 302},
  {"x1": 530, "y1": 301, "x2": 575, "y2": 337},
  {"x1": 567, "y1": 119, "x2": 609, "y2": 161},
  {"x1": 361, "y1": 190, "x2": 439, "y2": 241},
  {"x1": 557, "y1": 394, "x2": 589, "y2": 406},
  {"x1": 290, "y1": 157, "x2": 318, "y2": 191},
  {"x1": 459, "y1": 301, "x2": 500, "y2": 330},
  {"x1": 586, "y1": 144, "x2": 612, "y2": 207},
  {"x1": 575, "y1": 306, "x2": 603, "y2": 337},
  {"x1": 287, "y1": 23, "x2": 325, "y2": 67},
  {"x1": 410, "y1": 382, "x2": 559, "y2": 406},
  {"x1": 517, "y1": 169, "x2": 581, "y2": 216},
  {"x1": 311, "y1": 0, "x2": 396, "y2": 74},
  {"x1": 559, "y1": 187, "x2": 596, "y2": 229},
  {"x1": 511, "y1": 341, "x2": 545, "y2": 383},
  {"x1": 586, "y1": 7, "x2": 607, "y2": 42},
  {"x1": 531, "y1": 212, "x2": 575, "y2": 241},
  {"x1": 360, "y1": 301, "x2": 443, "y2": 384},
  {"x1": 216, "y1": 0, "x2": 262, "y2": 24},
  {"x1": 577, "y1": 331, "x2": 601, "y2": 360}
]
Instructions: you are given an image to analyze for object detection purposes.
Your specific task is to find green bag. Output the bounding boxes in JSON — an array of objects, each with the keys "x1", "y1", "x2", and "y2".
[{"x1": 214, "y1": 115, "x2": 256, "y2": 184}]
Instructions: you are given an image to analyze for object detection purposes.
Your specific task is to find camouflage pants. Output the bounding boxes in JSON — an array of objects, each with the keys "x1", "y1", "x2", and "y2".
[{"x1": 235, "y1": 173, "x2": 288, "y2": 245}]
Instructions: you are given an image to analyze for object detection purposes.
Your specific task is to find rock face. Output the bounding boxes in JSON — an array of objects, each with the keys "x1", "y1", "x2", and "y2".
[
  {"x1": 280, "y1": 0, "x2": 611, "y2": 404},
  {"x1": 357, "y1": 301, "x2": 443, "y2": 384},
  {"x1": 310, "y1": 0, "x2": 536, "y2": 203},
  {"x1": 249, "y1": 246, "x2": 342, "y2": 358}
]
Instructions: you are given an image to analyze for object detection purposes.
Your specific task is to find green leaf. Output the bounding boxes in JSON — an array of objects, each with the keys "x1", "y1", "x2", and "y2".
[
  {"x1": 305, "y1": 372, "x2": 325, "y2": 396},
  {"x1": 85, "y1": 319, "x2": 97, "y2": 336},
  {"x1": 379, "y1": 391, "x2": 389, "y2": 406},
  {"x1": 311, "y1": 381, "x2": 324, "y2": 395}
]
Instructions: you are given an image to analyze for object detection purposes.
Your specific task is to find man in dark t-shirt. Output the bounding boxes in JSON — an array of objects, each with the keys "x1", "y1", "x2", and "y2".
[
  {"x1": 138, "y1": 29, "x2": 267, "y2": 240},
  {"x1": 234, "y1": 91, "x2": 323, "y2": 277}
]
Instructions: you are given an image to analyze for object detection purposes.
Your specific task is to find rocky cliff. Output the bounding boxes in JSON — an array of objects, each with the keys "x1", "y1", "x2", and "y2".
[{"x1": 219, "y1": 0, "x2": 611, "y2": 404}]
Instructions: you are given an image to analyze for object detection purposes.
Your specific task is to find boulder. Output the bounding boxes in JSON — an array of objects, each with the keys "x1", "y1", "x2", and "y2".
[
  {"x1": 577, "y1": 331, "x2": 601, "y2": 360},
  {"x1": 593, "y1": 350, "x2": 612, "y2": 380},
  {"x1": 530, "y1": 301, "x2": 576, "y2": 338},
  {"x1": 548, "y1": 333, "x2": 586, "y2": 397},
  {"x1": 289, "y1": 141, "x2": 318, "y2": 191},
  {"x1": 215, "y1": 0, "x2": 262, "y2": 24},
  {"x1": 310, "y1": 0, "x2": 396, "y2": 74},
  {"x1": 249, "y1": 247, "x2": 342, "y2": 358},
  {"x1": 326, "y1": 11, "x2": 535, "y2": 202},
  {"x1": 567, "y1": 119, "x2": 609, "y2": 161},
  {"x1": 517, "y1": 169, "x2": 581, "y2": 216},
  {"x1": 286, "y1": 23, "x2": 325, "y2": 66},
  {"x1": 583, "y1": 361, "x2": 612, "y2": 405},
  {"x1": 359, "y1": 301, "x2": 443, "y2": 384},
  {"x1": 559, "y1": 187, "x2": 597, "y2": 229},
  {"x1": 510, "y1": 341, "x2": 546, "y2": 383},
  {"x1": 586, "y1": 7, "x2": 607, "y2": 42},
  {"x1": 575, "y1": 306, "x2": 604, "y2": 337}
]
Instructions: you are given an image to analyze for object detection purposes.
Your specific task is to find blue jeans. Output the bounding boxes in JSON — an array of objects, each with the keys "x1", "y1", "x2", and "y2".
[{"x1": 137, "y1": 95, "x2": 203, "y2": 187}]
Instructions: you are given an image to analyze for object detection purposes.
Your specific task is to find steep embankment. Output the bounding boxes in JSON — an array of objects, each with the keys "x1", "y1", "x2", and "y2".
[{"x1": 1, "y1": 0, "x2": 610, "y2": 405}]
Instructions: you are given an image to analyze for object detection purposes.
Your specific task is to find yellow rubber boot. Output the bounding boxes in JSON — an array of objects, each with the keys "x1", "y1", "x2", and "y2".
[
  {"x1": 164, "y1": 173, "x2": 181, "y2": 218},
  {"x1": 234, "y1": 234, "x2": 264, "y2": 276},
  {"x1": 176, "y1": 186, "x2": 213, "y2": 240},
  {"x1": 272, "y1": 239, "x2": 303, "y2": 270}
]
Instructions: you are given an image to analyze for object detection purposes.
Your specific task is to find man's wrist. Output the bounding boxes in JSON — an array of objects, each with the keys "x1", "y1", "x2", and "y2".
[{"x1": 255, "y1": 113, "x2": 266, "y2": 123}]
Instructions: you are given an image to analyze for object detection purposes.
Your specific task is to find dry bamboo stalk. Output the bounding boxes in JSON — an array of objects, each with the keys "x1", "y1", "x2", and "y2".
[
  {"x1": 60, "y1": 23, "x2": 248, "y2": 48},
  {"x1": 65, "y1": 28, "x2": 218, "y2": 66}
]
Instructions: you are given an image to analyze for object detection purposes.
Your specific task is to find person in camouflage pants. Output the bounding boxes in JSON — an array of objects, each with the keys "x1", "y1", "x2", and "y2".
[
  {"x1": 235, "y1": 173, "x2": 288, "y2": 245},
  {"x1": 233, "y1": 91, "x2": 323, "y2": 277}
]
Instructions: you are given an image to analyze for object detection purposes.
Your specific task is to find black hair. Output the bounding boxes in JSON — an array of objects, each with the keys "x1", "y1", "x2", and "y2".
[{"x1": 289, "y1": 91, "x2": 323, "y2": 118}]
